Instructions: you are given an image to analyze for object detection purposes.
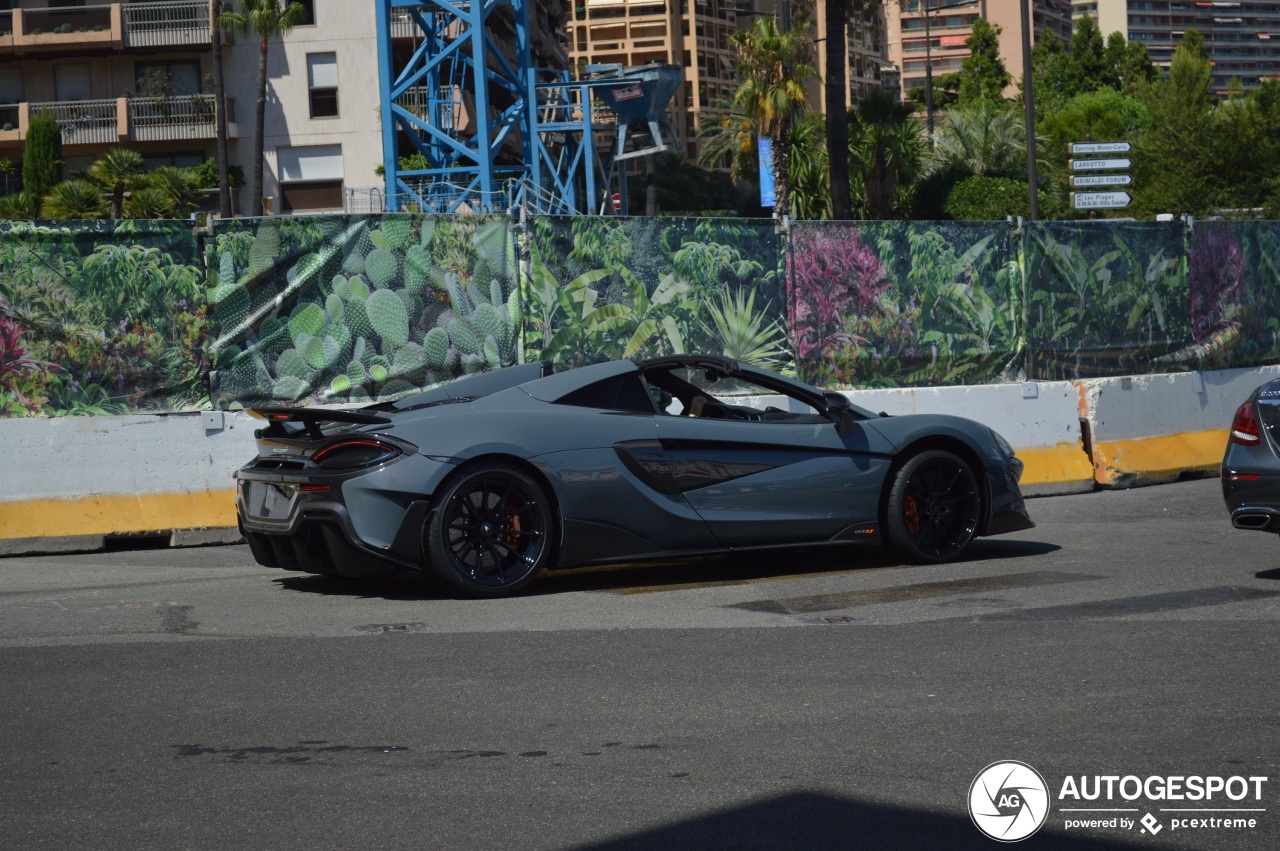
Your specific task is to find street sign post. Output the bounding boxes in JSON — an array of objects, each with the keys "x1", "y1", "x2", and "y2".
[
  {"x1": 1071, "y1": 191, "x2": 1132, "y2": 210},
  {"x1": 1069, "y1": 157, "x2": 1132, "y2": 171},
  {"x1": 1070, "y1": 141, "x2": 1132, "y2": 155},
  {"x1": 1071, "y1": 174, "x2": 1133, "y2": 188}
]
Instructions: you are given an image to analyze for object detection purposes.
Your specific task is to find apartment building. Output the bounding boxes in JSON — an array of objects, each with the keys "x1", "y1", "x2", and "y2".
[
  {"x1": 0, "y1": 0, "x2": 232, "y2": 190},
  {"x1": 1078, "y1": 0, "x2": 1280, "y2": 91},
  {"x1": 0, "y1": 0, "x2": 569, "y2": 215},
  {"x1": 886, "y1": 0, "x2": 1073, "y2": 99},
  {"x1": 566, "y1": 0, "x2": 893, "y2": 164}
]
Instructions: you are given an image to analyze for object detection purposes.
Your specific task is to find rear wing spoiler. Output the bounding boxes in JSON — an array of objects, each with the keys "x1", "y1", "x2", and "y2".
[{"x1": 248, "y1": 406, "x2": 391, "y2": 439}]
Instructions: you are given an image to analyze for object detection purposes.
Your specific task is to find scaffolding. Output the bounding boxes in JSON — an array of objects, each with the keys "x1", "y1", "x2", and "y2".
[{"x1": 376, "y1": 1, "x2": 682, "y2": 216}]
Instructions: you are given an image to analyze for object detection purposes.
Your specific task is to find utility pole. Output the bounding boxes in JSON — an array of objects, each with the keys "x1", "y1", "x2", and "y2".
[{"x1": 1019, "y1": 0, "x2": 1039, "y2": 219}]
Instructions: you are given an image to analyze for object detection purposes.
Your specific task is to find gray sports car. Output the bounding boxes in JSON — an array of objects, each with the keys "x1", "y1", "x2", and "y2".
[{"x1": 236, "y1": 355, "x2": 1034, "y2": 597}]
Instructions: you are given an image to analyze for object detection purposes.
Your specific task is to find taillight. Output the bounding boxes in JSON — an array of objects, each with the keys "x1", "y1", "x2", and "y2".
[
  {"x1": 1230, "y1": 402, "x2": 1262, "y2": 446},
  {"x1": 311, "y1": 440, "x2": 401, "y2": 469}
]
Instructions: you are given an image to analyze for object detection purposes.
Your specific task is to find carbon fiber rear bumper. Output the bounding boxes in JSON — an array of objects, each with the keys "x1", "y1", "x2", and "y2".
[{"x1": 239, "y1": 497, "x2": 429, "y2": 579}]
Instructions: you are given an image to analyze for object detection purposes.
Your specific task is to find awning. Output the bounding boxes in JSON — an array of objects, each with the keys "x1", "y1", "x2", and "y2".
[{"x1": 939, "y1": 34, "x2": 967, "y2": 47}]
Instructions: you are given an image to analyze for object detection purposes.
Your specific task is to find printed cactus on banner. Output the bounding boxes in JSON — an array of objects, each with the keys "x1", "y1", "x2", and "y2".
[{"x1": 207, "y1": 214, "x2": 523, "y2": 408}]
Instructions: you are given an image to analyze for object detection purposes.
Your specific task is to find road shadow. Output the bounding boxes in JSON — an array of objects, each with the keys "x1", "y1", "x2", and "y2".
[
  {"x1": 1255, "y1": 567, "x2": 1280, "y2": 581},
  {"x1": 969, "y1": 539, "x2": 1062, "y2": 560},
  {"x1": 270, "y1": 539, "x2": 1060, "y2": 600},
  {"x1": 568, "y1": 791, "x2": 1147, "y2": 851},
  {"x1": 273, "y1": 573, "x2": 437, "y2": 600}
]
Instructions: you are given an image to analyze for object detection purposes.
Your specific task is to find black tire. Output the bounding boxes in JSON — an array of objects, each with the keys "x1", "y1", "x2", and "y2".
[
  {"x1": 425, "y1": 463, "x2": 556, "y2": 598},
  {"x1": 885, "y1": 450, "x2": 982, "y2": 564}
]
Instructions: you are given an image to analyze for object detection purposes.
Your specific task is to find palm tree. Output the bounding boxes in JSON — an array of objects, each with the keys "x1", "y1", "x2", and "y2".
[
  {"x1": 129, "y1": 167, "x2": 203, "y2": 218},
  {"x1": 823, "y1": 0, "x2": 884, "y2": 219},
  {"x1": 0, "y1": 191, "x2": 44, "y2": 220},
  {"x1": 41, "y1": 181, "x2": 109, "y2": 219},
  {"x1": 88, "y1": 147, "x2": 146, "y2": 219},
  {"x1": 697, "y1": 96, "x2": 757, "y2": 182},
  {"x1": 850, "y1": 89, "x2": 926, "y2": 219},
  {"x1": 786, "y1": 111, "x2": 831, "y2": 220},
  {"x1": 929, "y1": 99, "x2": 1027, "y2": 178},
  {"x1": 730, "y1": 17, "x2": 816, "y2": 218},
  {"x1": 211, "y1": 0, "x2": 232, "y2": 217},
  {"x1": 123, "y1": 187, "x2": 176, "y2": 219},
  {"x1": 219, "y1": 0, "x2": 307, "y2": 217}
]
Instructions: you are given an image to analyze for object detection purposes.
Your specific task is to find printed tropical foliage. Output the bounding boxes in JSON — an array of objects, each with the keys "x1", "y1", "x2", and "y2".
[
  {"x1": 207, "y1": 214, "x2": 520, "y2": 407},
  {"x1": 1024, "y1": 221, "x2": 1190, "y2": 378},
  {"x1": 0, "y1": 220, "x2": 205, "y2": 416},
  {"x1": 789, "y1": 221, "x2": 1023, "y2": 387},
  {"x1": 520, "y1": 216, "x2": 791, "y2": 372},
  {"x1": 8, "y1": 212, "x2": 1280, "y2": 417},
  {"x1": 1175, "y1": 222, "x2": 1280, "y2": 371}
]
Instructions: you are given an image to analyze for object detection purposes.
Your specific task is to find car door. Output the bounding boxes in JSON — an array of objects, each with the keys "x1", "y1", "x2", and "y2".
[{"x1": 650, "y1": 378, "x2": 896, "y2": 548}]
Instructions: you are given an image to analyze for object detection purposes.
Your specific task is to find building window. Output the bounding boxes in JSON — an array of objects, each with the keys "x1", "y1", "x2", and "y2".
[
  {"x1": 136, "y1": 61, "x2": 201, "y2": 96},
  {"x1": 294, "y1": 0, "x2": 315, "y2": 25},
  {"x1": 55, "y1": 64, "x2": 92, "y2": 101},
  {"x1": 307, "y1": 53, "x2": 339, "y2": 118},
  {"x1": 277, "y1": 144, "x2": 344, "y2": 212}
]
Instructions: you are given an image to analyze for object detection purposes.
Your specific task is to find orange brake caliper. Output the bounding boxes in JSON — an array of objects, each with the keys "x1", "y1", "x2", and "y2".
[{"x1": 904, "y1": 495, "x2": 921, "y2": 535}]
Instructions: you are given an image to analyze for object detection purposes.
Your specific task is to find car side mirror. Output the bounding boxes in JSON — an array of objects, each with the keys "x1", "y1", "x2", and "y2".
[{"x1": 823, "y1": 392, "x2": 858, "y2": 437}]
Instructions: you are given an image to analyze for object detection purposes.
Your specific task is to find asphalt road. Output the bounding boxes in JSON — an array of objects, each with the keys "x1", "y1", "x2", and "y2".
[{"x1": 1, "y1": 477, "x2": 1278, "y2": 850}]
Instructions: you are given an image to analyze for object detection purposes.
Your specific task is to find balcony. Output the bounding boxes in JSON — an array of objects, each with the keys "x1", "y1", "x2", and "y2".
[
  {"x1": 390, "y1": 10, "x2": 418, "y2": 40},
  {"x1": 131, "y1": 94, "x2": 236, "y2": 142},
  {"x1": 0, "y1": 95, "x2": 238, "y2": 148},
  {"x1": 123, "y1": 1, "x2": 211, "y2": 49},
  {"x1": 0, "y1": 1, "x2": 212, "y2": 57}
]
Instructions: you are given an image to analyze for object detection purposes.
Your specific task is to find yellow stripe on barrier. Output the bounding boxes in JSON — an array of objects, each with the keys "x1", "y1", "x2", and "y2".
[
  {"x1": 1092, "y1": 429, "x2": 1228, "y2": 486},
  {"x1": 0, "y1": 490, "x2": 238, "y2": 540},
  {"x1": 1015, "y1": 443, "x2": 1096, "y2": 488}
]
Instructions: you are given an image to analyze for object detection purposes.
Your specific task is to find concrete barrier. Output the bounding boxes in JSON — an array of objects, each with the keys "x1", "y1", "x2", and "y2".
[
  {"x1": 842, "y1": 381, "x2": 1095, "y2": 497},
  {"x1": 9, "y1": 366, "x2": 1272, "y2": 555},
  {"x1": 0, "y1": 411, "x2": 256, "y2": 555},
  {"x1": 1075, "y1": 365, "x2": 1280, "y2": 488}
]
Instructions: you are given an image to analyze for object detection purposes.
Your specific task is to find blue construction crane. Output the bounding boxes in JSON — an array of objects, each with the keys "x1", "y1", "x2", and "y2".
[{"x1": 374, "y1": 0, "x2": 682, "y2": 215}]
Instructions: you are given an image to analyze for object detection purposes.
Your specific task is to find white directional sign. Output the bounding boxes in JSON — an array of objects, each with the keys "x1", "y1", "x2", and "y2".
[
  {"x1": 1070, "y1": 141, "x2": 1132, "y2": 155},
  {"x1": 1070, "y1": 158, "x2": 1132, "y2": 171},
  {"x1": 1072, "y1": 190, "x2": 1132, "y2": 210},
  {"x1": 1071, "y1": 174, "x2": 1133, "y2": 187}
]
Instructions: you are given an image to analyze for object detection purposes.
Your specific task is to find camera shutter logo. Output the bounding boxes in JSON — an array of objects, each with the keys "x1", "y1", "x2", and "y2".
[{"x1": 969, "y1": 761, "x2": 1050, "y2": 842}]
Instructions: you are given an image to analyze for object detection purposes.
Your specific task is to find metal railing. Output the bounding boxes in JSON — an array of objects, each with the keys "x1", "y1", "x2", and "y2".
[
  {"x1": 123, "y1": 0, "x2": 210, "y2": 48},
  {"x1": 131, "y1": 94, "x2": 228, "y2": 141},
  {"x1": 29, "y1": 99, "x2": 118, "y2": 145},
  {"x1": 396, "y1": 86, "x2": 460, "y2": 132},
  {"x1": 390, "y1": 10, "x2": 418, "y2": 40},
  {"x1": 345, "y1": 180, "x2": 519, "y2": 215},
  {"x1": 22, "y1": 4, "x2": 112, "y2": 36}
]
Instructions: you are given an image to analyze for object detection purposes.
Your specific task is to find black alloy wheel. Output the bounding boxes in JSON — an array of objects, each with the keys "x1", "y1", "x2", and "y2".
[
  {"x1": 885, "y1": 450, "x2": 981, "y2": 564},
  {"x1": 426, "y1": 463, "x2": 555, "y2": 597}
]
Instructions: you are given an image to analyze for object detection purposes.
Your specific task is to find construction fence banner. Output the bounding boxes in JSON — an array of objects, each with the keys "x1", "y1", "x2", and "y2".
[
  {"x1": 1024, "y1": 220, "x2": 1191, "y2": 379},
  {"x1": 520, "y1": 215, "x2": 788, "y2": 371},
  {"x1": 206, "y1": 214, "x2": 518, "y2": 408},
  {"x1": 0, "y1": 219, "x2": 205, "y2": 417},
  {"x1": 9, "y1": 214, "x2": 1280, "y2": 418},
  {"x1": 788, "y1": 221, "x2": 1022, "y2": 388}
]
